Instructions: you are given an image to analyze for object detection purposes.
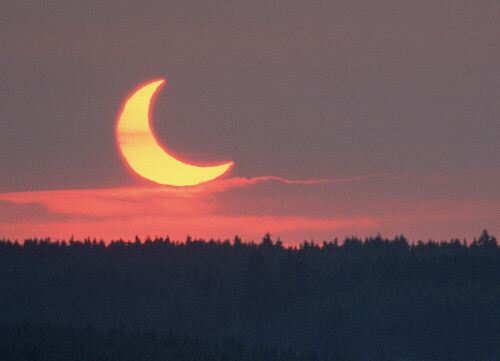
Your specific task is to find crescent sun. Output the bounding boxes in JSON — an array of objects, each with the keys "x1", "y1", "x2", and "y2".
[{"x1": 116, "y1": 79, "x2": 233, "y2": 186}]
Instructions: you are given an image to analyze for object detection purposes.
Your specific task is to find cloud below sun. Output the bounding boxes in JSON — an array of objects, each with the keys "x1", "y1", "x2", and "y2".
[{"x1": 1, "y1": 171, "x2": 498, "y2": 244}]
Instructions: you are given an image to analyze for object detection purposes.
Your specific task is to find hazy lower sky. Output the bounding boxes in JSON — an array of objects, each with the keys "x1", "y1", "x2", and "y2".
[{"x1": 1, "y1": 1, "x2": 499, "y2": 243}]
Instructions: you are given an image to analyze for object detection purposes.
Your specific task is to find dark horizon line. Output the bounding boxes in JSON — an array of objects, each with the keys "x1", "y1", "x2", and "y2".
[{"x1": 1, "y1": 229, "x2": 496, "y2": 250}]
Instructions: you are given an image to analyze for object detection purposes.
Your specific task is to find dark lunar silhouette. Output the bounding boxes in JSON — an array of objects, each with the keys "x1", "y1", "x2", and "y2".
[{"x1": 0, "y1": 231, "x2": 498, "y2": 360}]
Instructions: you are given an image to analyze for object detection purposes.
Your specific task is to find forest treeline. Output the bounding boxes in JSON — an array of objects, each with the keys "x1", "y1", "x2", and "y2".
[{"x1": 0, "y1": 231, "x2": 498, "y2": 361}]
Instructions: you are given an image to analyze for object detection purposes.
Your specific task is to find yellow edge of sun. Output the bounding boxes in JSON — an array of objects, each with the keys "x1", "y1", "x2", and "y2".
[{"x1": 116, "y1": 79, "x2": 233, "y2": 187}]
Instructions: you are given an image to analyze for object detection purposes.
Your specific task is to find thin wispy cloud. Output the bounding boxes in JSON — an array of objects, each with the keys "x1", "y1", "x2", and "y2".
[{"x1": 197, "y1": 169, "x2": 500, "y2": 193}]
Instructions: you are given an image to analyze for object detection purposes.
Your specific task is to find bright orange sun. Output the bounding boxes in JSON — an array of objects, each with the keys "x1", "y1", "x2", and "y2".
[{"x1": 116, "y1": 79, "x2": 233, "y2": 186}]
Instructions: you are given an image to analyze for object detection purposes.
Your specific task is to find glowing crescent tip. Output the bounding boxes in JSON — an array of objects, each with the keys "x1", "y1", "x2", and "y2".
[{"x1": 116, "y1": 79, "x2": 233, "y2": 186}]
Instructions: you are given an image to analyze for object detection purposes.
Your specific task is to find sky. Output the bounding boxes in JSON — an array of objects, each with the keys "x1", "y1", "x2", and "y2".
[{"x1": 1, "y1": 1, "x2": 499, "y2": 244}]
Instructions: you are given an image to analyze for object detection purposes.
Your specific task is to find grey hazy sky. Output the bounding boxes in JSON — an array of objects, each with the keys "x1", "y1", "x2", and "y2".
[
  {"x1": 1, "y1": 0, "x2": 498, "y2": 193},
  {"x1": 1, "y1": 1, "x2": 499, "y2": 243}
]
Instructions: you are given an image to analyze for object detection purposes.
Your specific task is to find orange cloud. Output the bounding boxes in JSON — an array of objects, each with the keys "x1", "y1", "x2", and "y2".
[{"x1": 0, "y1": 170, "x2": 498, "y2": 244}]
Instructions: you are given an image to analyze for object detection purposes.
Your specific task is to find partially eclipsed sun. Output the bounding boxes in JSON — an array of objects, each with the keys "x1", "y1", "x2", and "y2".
[{"x1": 116, "y1": 79, "x2": 233, "y2": 186}]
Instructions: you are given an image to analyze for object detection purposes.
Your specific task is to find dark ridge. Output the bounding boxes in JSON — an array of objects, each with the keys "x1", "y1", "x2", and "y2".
[{"x1": 0, "y1": 230, "x2": 498, "y2": 361}]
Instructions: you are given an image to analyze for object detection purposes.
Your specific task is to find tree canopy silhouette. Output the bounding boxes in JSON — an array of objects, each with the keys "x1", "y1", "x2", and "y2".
[{"x1": 0, "y1": 231, "x2": 498, "y2": 360}]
